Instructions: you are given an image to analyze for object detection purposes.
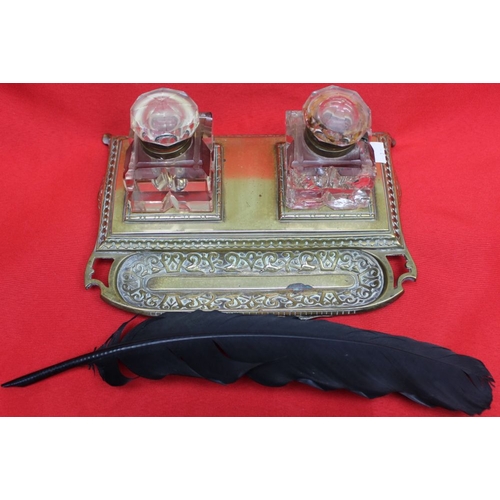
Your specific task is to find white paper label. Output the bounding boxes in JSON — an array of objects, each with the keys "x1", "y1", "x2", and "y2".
[{"x1": 370, "y1": 142, "x2": 386, "y2": 164}]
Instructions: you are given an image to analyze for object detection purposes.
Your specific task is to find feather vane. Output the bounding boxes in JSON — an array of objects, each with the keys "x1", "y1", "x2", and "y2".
[{"x1": 2, "y1": 311, "x2": 494, "y2": 415}]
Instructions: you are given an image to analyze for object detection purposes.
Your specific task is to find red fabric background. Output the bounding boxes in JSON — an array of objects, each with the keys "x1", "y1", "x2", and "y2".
[{"x1": 0, "y1": 83, "x2": 498, "y2": 417}]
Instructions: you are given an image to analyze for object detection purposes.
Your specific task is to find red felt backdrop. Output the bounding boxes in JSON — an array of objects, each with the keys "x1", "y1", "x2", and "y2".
[{"x1": 0, "y1": 83, "x2": 498, "y2": 416}]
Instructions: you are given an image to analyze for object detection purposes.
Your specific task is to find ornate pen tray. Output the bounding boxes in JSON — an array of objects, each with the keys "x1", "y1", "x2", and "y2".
[{"x1": 85, "y1": 132, "x2": 416, "y2": 316}]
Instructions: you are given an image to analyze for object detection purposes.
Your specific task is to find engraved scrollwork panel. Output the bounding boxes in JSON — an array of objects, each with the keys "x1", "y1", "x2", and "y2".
[{"x1": 116, "y1": 249, "x2": 385, "y2": 313}]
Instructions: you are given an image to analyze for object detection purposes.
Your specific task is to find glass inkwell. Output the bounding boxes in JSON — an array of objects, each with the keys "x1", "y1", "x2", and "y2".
[
  {"x1": 285, "y1": 85, "x2": 375, "y2": 211},
  {"x1": 87, "y1": 85, "x2": 416, "y2": 316},
  {"x1": 121, "y1": 88, "x2": 222, "y2": 221},
  {"x1": 125, "y1": 89, "x2": 213, "y2": 214}
]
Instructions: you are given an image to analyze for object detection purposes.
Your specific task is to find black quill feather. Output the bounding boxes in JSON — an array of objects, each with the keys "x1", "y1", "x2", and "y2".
[{"x1": 2, "y1": 311, "x2": 494, "y2": 415}]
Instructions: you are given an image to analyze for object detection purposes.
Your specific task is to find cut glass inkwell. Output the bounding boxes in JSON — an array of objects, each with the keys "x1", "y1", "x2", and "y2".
[
  {"x1": 285, "y1": 85, "x2": 376, "y2": 210},
  {"x1": 86, "y1": 85, "x2": 416, "y2": 316},
  {"x1": 124, "y1": 88, "x2": 221, "y2": 220}
]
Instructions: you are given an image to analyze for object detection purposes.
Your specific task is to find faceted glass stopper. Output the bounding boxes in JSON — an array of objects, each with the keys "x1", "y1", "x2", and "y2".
[
  {"x1": 130, "y1": 88, "x2": 200, "y2": 147},
  {"x1": 303, "y1": 85, "x2": 371, "y2": 147}
]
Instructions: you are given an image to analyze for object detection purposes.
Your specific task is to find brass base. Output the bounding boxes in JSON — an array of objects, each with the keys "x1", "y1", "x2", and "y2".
[{"x1": 85, "y1": 133, "x2": 416, "y2": 316}]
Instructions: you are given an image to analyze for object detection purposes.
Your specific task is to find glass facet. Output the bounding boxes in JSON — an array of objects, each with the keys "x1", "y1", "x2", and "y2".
[
  {"x1": 303, "y1": 85, "x2": 371, "y2": 146},
  {"x1": 130, "y1": 88, "x2": 200, "y2": 147}
]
